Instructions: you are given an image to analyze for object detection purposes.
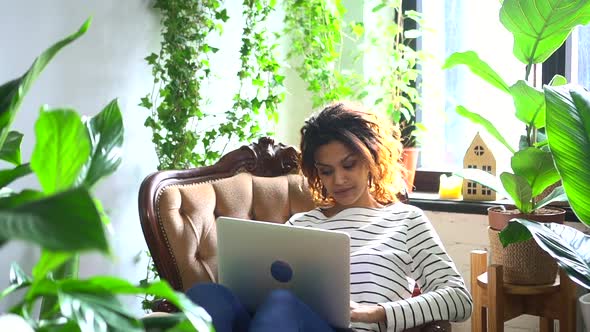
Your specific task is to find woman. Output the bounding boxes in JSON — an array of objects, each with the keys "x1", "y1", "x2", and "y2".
[
  {"x1": 187, "y1": 102, "x2": 472, "y2": 332},
  {"x1": 289, "y1": 102, "x2": 472, "y2": 331}
]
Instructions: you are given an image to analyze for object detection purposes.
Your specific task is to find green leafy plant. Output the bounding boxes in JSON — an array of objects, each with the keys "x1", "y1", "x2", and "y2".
[
  {"x1": 445, "y1": 0, "x2": 590, "y2": 214},
  {"x1": 142, "y1": 0, "x2": 284, "y2": 170},
  {"x1": 219, "y1": 0, "x2": 284, "y2": 147},
  {"x1": 366, "y1": 0, "x2": 426, "y2": 148},
  {"x1": 283, "y1": 0, "x2": 367, "y2": 108},
  {"x1": 283, "y1": 0, "x2": 427, "y2": 148},
  {"x1": 141, "y1": 0, "x2": 228, "y2": 170},
  {"x1": 499, "y1": 84, "x2": 590, "y2": 290},
  {"x1": 0, "y1": 18, "x2": 212, "y2": 331}
]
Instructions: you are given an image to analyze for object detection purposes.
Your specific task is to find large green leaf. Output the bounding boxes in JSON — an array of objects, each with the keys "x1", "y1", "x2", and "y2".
[
  {"x1": 27, "y1": 277, "x2": 212, "y2": 332},
  {"x1": 0, "y1": 263, "x2": 32, "y2": 300},
  {"x1": 77, "y1": 99, "x2": 124, "y2": 188},
  {"x1": 30, "y1": 109, "x2": 91, "y2": 194},
  {"x1": 0, "y1": 131, "x2": 24, "y2": 165},
  {"x1": 500, "y1": 219, "x2": 590, "y2": 289},
  {"x1": 545, "y1": 85, "x2": 590, "y2": 226},
  {"x1": 0, "y1": 188, "x2": 109, "y2": 253},
  {"x1": 0, "y1": 18, "x2": 91, "y2": 148},
  {"x1": 510, "y1": 80, "x2": 545, "y2": 129},
  {"x1": 500, "y1": 0, "x2": 590, "y2": 66},
  {"x1": 65, "y1": 278, "x2": 212, "y2": 332},
  {"x1": 455, "y1": 106, "x2": 516, "y2": 153},
  {"x1": 36, "y1": 320, "x2": 79, "y2": 332},
  {"x1": 442, "y1": 51, "x2": 510, "y2": 93},
  {"x1": 511, "y1": 147, "x2": 560, "y2": 197},
  {"x1": 33, "y1": 251, "x2": 73, "y2": 280},
  {"x1": 0, "y1": 189, "x2": 44, "y2": 209},
  {"x1": 0, "y1": 163, "x2": 32, "y2": 188},
  {"x1": 59, "y1": 292, "x2": 142, "y2": 332},
  {"x1": 500, "y1": 172, "x2": 533, "y2": 213}
]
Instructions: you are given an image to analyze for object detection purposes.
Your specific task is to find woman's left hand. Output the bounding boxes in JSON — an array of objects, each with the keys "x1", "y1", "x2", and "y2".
[{"x1": 350, "y1": 301, "x2": 386, "y2": 323}]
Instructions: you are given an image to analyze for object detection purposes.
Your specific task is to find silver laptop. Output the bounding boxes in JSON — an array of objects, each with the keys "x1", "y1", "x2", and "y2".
[{"x1": 216, "y1": 216, "x2": 351, "y2": 328}]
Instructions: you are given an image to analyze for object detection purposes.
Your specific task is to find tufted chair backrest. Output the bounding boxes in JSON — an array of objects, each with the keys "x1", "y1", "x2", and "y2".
[{"x1": 138, "y1": 137, "x2": 315, "y2": 292}]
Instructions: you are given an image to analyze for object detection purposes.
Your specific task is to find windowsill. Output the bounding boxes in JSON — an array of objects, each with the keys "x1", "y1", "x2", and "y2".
[{"x1": 408, "y1": 192, "x2": 579, "y2": 223}]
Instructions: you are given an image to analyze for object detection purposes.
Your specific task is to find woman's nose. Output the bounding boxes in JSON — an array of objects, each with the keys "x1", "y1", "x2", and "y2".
[{"x1": 334, "y1": 169, "x2": 347, "y2": 184}]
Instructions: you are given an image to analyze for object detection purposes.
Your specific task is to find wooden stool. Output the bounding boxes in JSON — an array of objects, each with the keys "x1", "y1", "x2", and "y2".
[{"x1": 470, "y1": 250, "x2": 577, "y2": 332}]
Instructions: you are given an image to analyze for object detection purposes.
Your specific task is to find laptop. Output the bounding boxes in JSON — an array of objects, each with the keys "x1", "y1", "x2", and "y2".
[{"x1": 216, "y1": 216, "x2": 351, "y2": 328}]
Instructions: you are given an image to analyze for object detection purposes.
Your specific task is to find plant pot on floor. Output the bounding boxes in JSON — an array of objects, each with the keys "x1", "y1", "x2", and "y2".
[{"x1": 488, "y1": 206, "x2": 566, "y2": 285}]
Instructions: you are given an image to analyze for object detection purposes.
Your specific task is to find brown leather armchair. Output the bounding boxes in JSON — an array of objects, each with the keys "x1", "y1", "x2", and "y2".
[{"x1": 138, "y1": 137, "x2": 451, "y2": 332}]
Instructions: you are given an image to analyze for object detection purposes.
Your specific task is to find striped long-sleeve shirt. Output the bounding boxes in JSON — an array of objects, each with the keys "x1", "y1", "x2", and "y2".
[{"x1": 287, "y1": 202, "x2": 473, "y2": 332}]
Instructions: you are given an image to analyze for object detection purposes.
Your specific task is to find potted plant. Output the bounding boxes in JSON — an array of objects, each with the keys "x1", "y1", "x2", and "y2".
[
  {"x1": 498, "y1": 84, "x2": 590, "y2": 324},
  {"x1": 443, "y1": 0, "x2": 590, "y2": 284},
  {"x1": 0, "y1": 18, "x2": 212, "y2": 331}
]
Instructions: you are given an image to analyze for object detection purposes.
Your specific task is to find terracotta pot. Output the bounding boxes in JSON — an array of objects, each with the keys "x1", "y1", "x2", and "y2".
[
  {"x1": 488, "y1": 205, "x2": 566, "y2": 231},
  {"x1": 487, "y1": 206, "x2": 566, "y2": 285},
  {"x1": 401, "y1": 147, "x2": 419, "y2": 192}
]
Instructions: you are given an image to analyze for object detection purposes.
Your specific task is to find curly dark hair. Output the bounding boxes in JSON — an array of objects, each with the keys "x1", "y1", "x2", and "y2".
[{"x1": 299, "y1": 101, "x2": 404, "y2": 205}]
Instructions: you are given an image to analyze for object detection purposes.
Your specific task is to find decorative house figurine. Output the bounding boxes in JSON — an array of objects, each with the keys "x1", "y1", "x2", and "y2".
[{"x1": 462, "y1": 132, "x2": 496, "y2": 201}]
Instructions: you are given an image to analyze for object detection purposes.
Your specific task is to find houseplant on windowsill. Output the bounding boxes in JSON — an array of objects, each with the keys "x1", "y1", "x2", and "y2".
[
  {"x1": 499, "y1": 84, "x2": 590, "y2": 327},
  {"x1": 443, "y1": 0, "x2": 590, "y2": 284},
  {"x1": 0, "y1": 18, "x2": 212, "y2": 331}
]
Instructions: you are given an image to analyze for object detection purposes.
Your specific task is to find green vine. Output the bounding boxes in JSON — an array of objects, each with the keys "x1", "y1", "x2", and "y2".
[
  {"x1": 283, "y1": 0, "x2": 366, "y2": 108},
  {"x1": 373, "y1": 0, "x2": 425, "y2": 148},
  {"x1": 140, "y1": 0, "x2": 228, "y2": 170},
  {"x1": 141, "y1": 1, "x2": 283, "y2": 170},
  {"x1": 284, "y1": 0, "x2": 425, "y2": 147},
  {"x1": 220, "y1": 0, "x2": 284, "y2": 146}
]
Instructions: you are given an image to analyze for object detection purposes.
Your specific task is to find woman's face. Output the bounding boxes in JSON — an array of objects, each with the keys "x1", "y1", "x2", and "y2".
[{"x1": 314, "y1": 140, "x2": 373, "y2": 208}]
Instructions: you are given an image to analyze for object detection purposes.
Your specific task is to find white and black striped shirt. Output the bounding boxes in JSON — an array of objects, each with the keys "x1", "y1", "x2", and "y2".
[{"x1": 287, "y1": 202, "x2": 473, "y2": 332}]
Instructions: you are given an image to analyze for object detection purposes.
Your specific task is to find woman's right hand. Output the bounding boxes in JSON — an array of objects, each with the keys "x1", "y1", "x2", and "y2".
[{"x1": 350, "y1": 301, "x2": 386, "y2": 323}]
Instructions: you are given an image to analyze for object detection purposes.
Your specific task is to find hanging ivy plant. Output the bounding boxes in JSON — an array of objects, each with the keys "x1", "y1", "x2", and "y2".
[
  {"x1": 140, "y1": 0, "x2": 228, "y2": 170},
  {"x1": 283, "y1": 0, "x2": 366, "y2": 108},
  {"x1": 220, "y1": 0, "x2": 284, "y2": 147},
  {"x1": 142, "y1": 0, "x2": 283, "y2": 171},
  {"x1": 362, "y1": 0, "x2": 426, "y2": 148}
]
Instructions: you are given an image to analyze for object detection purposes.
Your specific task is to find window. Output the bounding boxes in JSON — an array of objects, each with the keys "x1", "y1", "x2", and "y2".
[
  {"x1": 568, "y1": 24, "x2": 590, "y2": 89},
  {"x1": 474, "y1": 146, "x2": 484, "y2": 156},
  {"x1": 418, "y1": 0, "x2": 522, "y2": 174},
  {"x1": 413, "y1": 1, "x2": 590, "y2": 193}
]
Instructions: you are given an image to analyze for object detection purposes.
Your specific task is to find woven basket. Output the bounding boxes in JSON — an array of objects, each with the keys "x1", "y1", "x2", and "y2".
[
  {"x1": 487, "y1": 206, "x2": 566, "y2": 285},
  {"x1": 488, "y1": 227, "x2": 557, "y2": 285}
]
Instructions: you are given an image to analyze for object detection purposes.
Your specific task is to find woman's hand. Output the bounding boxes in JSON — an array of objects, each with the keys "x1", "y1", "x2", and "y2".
[{"x1": 350, "y1": 301, "x2": 386, "y2": 323}]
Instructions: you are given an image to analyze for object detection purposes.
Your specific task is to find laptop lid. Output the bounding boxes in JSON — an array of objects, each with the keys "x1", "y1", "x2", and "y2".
[{"x1": 216, "y1": 216, "x2": 351, "y2": 328}]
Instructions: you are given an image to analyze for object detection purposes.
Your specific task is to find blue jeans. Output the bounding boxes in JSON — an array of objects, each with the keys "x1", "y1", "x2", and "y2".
[{"x1": 186, "y1": 283, "x2": 339, "y2": 332}]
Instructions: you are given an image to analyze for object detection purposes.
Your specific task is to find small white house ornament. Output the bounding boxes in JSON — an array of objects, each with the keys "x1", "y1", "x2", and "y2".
[{"x1": 462, "y1": 132, "x2": 496, "y2": 201}]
